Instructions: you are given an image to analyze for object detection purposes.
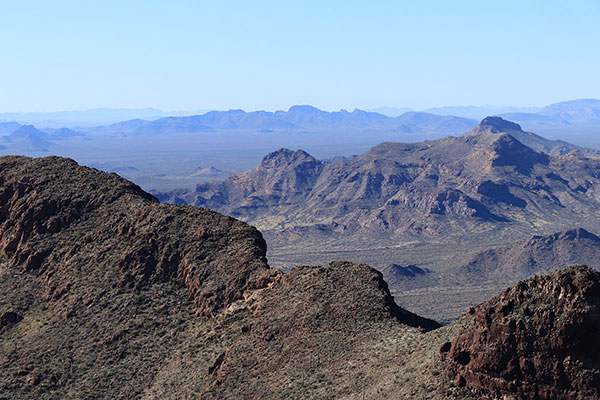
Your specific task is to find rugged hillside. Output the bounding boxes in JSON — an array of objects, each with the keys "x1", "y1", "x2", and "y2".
[
  {"x1": 161, "y1": 117, "x2": 600, "y2": 245},
  {"x1": 1, "y1": 155, "x2": 599, "y2": 399},
  {"x1": 0, "y1": 155, "x2": 437, "y2": 399},
  {"x1": 389, "y1": 228, "x2": 600, "y2": 323},
  {"x1": 441, "y1": 265, "x2": 600, "y2": 399},
  {"x1": 468, "y1": 116, "x2": 597, "y2": 155}
]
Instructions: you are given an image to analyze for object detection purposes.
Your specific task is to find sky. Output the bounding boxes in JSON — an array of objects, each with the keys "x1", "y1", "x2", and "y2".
[{"x1": 1, "y1": 0, "x2": 599, "y2": 112}]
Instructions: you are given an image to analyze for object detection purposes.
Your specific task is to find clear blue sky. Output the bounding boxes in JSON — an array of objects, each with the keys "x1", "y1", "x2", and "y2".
[{"x1": 1, "y1": 0, "x2": 599, "y2": 112}]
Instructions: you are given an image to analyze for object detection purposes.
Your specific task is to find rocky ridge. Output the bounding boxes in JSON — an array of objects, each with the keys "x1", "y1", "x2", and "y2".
[{"x1": 456, "y1": 228, "x2": 600, "y2": 281}]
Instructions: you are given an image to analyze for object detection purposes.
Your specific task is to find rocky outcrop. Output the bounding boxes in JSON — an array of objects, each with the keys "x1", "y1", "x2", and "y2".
[{"x1": 440, "y1": 265, "x2": 600, "y2": 399}]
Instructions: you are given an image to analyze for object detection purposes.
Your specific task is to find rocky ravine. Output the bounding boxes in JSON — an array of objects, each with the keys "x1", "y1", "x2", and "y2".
[{"x1": 1, "y1": 155, "x2": 599, "y2": 399}]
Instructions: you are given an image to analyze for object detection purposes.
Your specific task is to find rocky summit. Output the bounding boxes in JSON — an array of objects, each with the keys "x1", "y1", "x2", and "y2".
[{"x1": 1, "y1": 155, "x2": 600, "y2": 399}]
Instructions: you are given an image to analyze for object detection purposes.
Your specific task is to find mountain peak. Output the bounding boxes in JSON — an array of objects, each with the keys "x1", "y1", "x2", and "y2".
[
  {"x1": 287, "y1": 105, "x2": 323, "y2": 114},
  {"x1": 10, "y1": 124, "x2": 47, "y2": 138},
  {"x1": 260, "y1": 148, "x2": 314, "y2": 165},
  {"x1": 476, "y1": 116, "x2": 523, "y2": 133}
]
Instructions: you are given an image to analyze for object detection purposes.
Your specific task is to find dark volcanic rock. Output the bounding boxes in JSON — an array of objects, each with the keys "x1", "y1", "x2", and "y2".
[
  {"x1": 0, "y1": 311, "x2": 22, "y2": 330},
  {"x1": 441, "y1": 265, "x2": 600, "y2": 399}
]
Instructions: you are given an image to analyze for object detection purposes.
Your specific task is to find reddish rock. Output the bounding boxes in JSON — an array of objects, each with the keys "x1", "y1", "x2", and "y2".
[{"x1": 441, "y1": 265, "x2": 600, "y2": 399}]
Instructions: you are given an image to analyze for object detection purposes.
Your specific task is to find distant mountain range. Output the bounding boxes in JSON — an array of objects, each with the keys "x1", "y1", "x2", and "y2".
[
  {"x1": 499, "y1": 99, "x2": 600, "y2": 132},
  {"x1": 0, "y1": 98, "x2": 598, "y2": 136},
  {"x1": 425, "y1": 105, "x2": 542, "y2": 120},
  {"x1": 372, "y1": 100, "x2": 600, "y2": 129},
  {"x1": 1, "y1": 99, "x2": 599, "y2": 153},
  {"x1": 81, "y1": 105, "x2": 479, "y2": 136},
  {"x1": 0, "y1": 124, "x2": 84, "y2": 152},
  {"x1": 0, "y1": 107, "x2": 211, "y2": 128}
]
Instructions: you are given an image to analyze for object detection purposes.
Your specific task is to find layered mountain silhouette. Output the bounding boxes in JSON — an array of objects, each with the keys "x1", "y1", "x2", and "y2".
[
  {"x1": 1, "y1": 155, "x2": 599, "y2": 398},
  {"x1": 0, "y1": 124, "x2": 85, "y2": 152},
  {"x1": 499, "y1": 98, "x2": 600, "y2": 132},
  {"x1": 159, "y1": 117, "x2": 600, "y2": 243},
  {"x1": 538, "y1": 98, "x2": 600, "y2": 124},
  {"x1": 1, "y1": 125, "x2": 55, "y2": 151},
  {"x1": 82, "y1": 105, "x2": 477, "y2": 135},
  {"x1": 0, "y1": 122, "x2": 21, "y2": 135}
]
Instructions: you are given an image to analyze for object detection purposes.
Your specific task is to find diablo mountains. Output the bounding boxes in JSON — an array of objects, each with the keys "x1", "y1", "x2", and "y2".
[
  {"x1": 1, "y1": 155, "x2": 600, "y2": 399},
  {"x1": 159, "y1": 117, "x2": 600, "y2": 245}
]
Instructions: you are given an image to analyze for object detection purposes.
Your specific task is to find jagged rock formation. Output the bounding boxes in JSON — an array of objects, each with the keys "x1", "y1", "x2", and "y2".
[
  {"x1": 440, "y1": 265, "x2": 600, "y2": 400},
  {"x1": 161, "y1": 117, "x2": 600, "y2": 245}
]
